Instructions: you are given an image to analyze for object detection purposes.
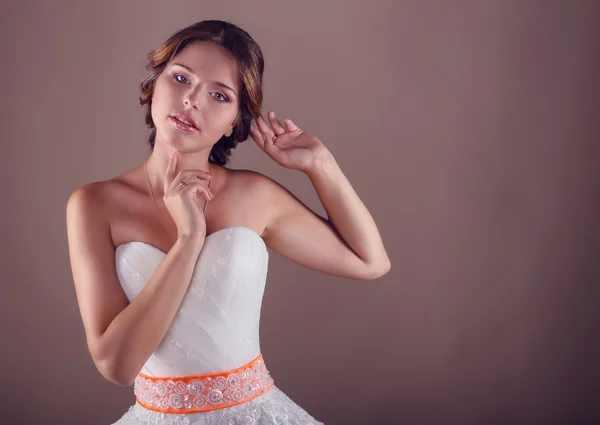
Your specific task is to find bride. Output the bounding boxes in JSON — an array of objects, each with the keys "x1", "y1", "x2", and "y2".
[{"x1": 66, "y1": 20, "x2": 390, "y2": 424}]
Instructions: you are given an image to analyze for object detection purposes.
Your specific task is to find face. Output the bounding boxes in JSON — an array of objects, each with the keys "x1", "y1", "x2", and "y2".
[{"x1": 151, "y1": 41, "x2": 240, "y2": 152}]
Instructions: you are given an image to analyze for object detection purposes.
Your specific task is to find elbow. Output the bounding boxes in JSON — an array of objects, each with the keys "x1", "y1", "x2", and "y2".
[
  {"x1": 96, "y1": 357, "x2": 136, "y2": 387},
  {"x1": 107, "y1": 372, "x2": 136, "y2": 388},
  {"x1": 362, "y1": 258, "x2": 391, "y2": 280},
  {"x1": 91, "y1": 346, "x2": 137, "y2": 387},
  {"x1": 374, "y1": 260, "x2": 392, "y2": 279}
]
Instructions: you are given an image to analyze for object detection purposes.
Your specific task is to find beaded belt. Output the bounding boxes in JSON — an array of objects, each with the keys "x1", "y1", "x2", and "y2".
[{"x1": 134, "y1": 354, "x2": 274, "y2": 414}]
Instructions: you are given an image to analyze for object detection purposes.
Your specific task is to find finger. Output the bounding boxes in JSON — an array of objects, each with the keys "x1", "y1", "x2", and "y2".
[
  {"x1": 169, "y1": 176, "x2": 208, "y2": 197},
  {"x1": 283, "y1": 118, "x2": 299, "y2": 132},
  {"x1": 181, "y1": 176, "x2": 212, "y2": 191},
  {"x1": 262, "y1": 131, "x2": 276, "y2": 150},
  {"x1": 168, "y1": 170, "x2": 211, "y2": 193},
  {"x1": 267, "y1": 110, "x2": 286, "y2": 135},
  {"x1": 249, "y1": 123, "x2": 266, "y2": 151},
  {"x1": 178, "y1": 169, "x2": 212, "y2": 180},
  {"x1": 164, "y1": 150, "x2": 178, "y2": 192},
  {"x1": 180, "y1": 181, "x2": 213, "y2": 200},
  {"x1": 174, "y1": 179, "x2": 212, "y2": 198},
  {"x1": 170, "y1": 177, "x2": 211, "y2": 197},
  {"x1": 255, "y1": 115, "x2": 275, "y2": 139}
]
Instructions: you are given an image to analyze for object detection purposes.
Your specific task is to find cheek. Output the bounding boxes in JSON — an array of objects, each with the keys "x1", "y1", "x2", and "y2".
[
  {"x1": 205, "y1": 105, "x2": 237, "y2": 129},
  {"x1": 150, "y1": 80, "x2": 176, "y2": 119},
  {"x1": 220, "y1": 104, "x2": 240, "y2": 125},
  {"x1": 152, "y1": 78, "x2": 170, "y2": 105}
]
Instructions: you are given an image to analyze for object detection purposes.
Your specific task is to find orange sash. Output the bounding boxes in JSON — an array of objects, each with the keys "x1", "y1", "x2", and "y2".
[{"x1": 134, "y1": 354, "x2": 274, "y2": 413}]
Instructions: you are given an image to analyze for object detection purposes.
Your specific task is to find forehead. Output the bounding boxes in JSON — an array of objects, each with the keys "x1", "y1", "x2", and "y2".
[{"x1": 171, "y1": 41, "x2": 239, "y2": 89}]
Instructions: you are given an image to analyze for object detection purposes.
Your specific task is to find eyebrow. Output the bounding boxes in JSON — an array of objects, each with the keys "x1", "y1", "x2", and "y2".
[{"x1": 172, "y1": 62, "x2": 237, "y2": 96}]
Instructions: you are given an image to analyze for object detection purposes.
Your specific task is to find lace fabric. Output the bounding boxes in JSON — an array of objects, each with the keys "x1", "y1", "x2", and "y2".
[
  {"x1": 112, "y1": 227, "x2": 324, "y2": 424},
  {"x1": 111, "y1": 386, "x2": 323, "y2": 425}
]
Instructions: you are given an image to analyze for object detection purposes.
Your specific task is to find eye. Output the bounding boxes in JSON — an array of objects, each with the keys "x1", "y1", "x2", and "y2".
[
  {"x1": 173, "y1": 73, "x2": 189, "y2": 84},
  {"x1": 211, "y1": 92, "x2": 229, "y2": 102}
]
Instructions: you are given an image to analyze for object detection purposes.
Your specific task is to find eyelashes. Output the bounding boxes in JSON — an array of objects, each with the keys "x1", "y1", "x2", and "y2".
[
  {"x1": 212, "y1": 92, "x2": 228, "y2": 102},
  {"x1": 174, "y1": 73, "x2": 189, "y2": 84},
  {"x1": 172, "y1": 73, "x2": 230, "y2": 103}
]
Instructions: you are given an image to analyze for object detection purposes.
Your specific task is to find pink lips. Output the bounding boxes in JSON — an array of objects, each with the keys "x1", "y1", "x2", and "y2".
[{"x1": 171, "y1": 112, "x2": 199, "y2": 132}]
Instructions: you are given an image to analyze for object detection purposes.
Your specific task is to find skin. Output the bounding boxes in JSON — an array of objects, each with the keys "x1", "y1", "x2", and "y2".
[{"x1": 66, "y1": 41, "x2": 391, "y2": 386}]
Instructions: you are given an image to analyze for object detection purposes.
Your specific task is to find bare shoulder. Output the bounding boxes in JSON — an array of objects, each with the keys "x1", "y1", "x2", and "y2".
[
  {"x1": 225, "y1": 168, "x2": 292, "y2": 207},
  {"x1": 223, "y1": 168, "x2": 305, "y2": 236},
  {"x1": 67, "y1": 182, "x2": 108, "y2": 221},
  {"x1": 67, "y1": 172, "x2": 141, "y2": 219},
  {"x1": 225, "y1": 168, "x2": 267, "y2": 188}
]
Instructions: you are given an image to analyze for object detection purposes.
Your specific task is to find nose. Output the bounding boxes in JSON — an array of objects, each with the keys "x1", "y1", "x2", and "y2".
[
  {"x1": 182, "y1": 86, "x2": 201, "y2": 109},
  {"x1": 183, "y1": 96, "x2": 197, "y2": 109}
]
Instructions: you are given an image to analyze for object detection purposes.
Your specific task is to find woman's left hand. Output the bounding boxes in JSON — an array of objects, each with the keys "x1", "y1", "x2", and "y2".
[{"x1": 249, "y1": 110, "x2": 330, "y2": 172}]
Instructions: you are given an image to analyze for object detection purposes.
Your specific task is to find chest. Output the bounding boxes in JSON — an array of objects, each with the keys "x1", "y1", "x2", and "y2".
[{"x1": 108, "y1": 181, "x2": 266, "y2": 253}]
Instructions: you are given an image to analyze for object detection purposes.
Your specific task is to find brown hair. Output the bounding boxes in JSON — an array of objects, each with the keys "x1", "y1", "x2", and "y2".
[{"x1": 139, "y1": 20, "x2": 264, "y2": 165}]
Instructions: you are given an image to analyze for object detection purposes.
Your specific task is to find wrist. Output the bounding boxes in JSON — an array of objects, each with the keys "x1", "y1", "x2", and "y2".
[
  {"x1": 303, "y1": 150, "x2": 336, "y2": 177},
  {"x1": 175, "y1": 233, "x2": 205, "y2": 250},
  {"x1": 304, "y1": 150, "x2": 336, "y2": 179}
]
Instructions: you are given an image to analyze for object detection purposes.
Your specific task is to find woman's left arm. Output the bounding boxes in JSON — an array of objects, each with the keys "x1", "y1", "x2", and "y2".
[{"x1": 250, "y1": 111, "x2": 391, "y2": 280}]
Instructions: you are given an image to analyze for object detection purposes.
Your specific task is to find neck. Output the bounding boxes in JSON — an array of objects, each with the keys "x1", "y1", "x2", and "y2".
[{"x1": 145, "y1": 144, "x2": 214, "y2": 196}]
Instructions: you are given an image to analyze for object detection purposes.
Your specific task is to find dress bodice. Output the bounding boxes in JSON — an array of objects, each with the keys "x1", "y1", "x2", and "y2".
[{"x1": 115, "y1": 226, "x2": 269, "y2": 378}]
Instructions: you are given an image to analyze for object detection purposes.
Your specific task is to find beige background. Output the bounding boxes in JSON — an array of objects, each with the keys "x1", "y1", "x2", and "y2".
[{"x1": 1, "y1": 1, "x2": 599, "y2": 424}]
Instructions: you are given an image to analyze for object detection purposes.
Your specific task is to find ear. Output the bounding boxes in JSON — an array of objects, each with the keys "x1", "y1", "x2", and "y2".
[{"x1": 226, "y1": 113, "x2": 240, "y2": 137}]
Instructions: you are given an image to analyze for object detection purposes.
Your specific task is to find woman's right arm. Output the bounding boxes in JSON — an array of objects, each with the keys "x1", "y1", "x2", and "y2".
[{"x1": 66, "y1": 185, "x2": 204, "y2": 387}]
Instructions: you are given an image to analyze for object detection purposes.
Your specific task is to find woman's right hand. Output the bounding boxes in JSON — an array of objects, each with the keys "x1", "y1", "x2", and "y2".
[{"x1": 163, "y1": 150, "x2": 213, "y2": 240}]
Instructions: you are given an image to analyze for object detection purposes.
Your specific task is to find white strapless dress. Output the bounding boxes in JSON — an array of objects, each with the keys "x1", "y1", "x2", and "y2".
[{"x1": 111, "y1": 226, "x2": 323, "y2": 425}]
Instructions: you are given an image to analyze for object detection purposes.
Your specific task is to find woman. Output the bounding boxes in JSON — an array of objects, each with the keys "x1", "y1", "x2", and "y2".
[{"x1": 67, "y1": 20, "x2": 390, "y2": 424}]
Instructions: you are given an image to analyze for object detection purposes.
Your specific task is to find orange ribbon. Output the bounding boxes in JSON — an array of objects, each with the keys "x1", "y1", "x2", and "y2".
[{"x1": 134, "y1": 354, "x2": 275, "y2": 413}]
